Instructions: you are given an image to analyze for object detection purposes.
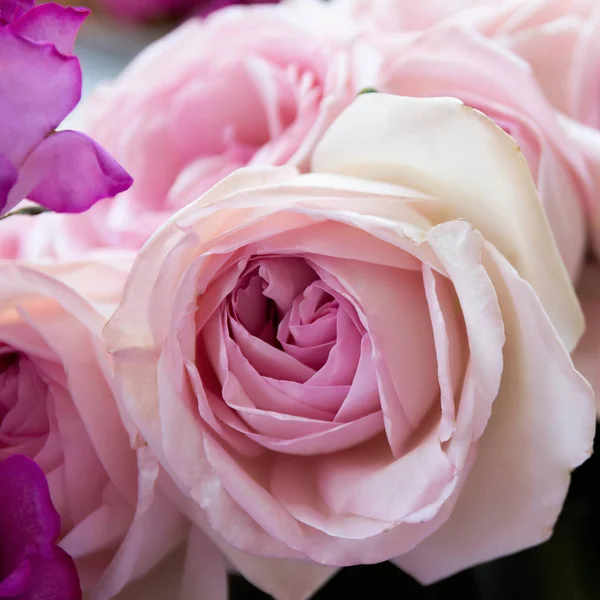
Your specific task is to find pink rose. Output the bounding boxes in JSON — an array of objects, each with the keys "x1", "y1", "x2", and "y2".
[
  {"x1": 104, "y1": 95, "x2": 594, "y2": 594},
  {"x1": 0, "y1": 257, "x2": 185, "y2": 598},
  {"x1": 28, "y1": 1, "x2": 358, "y2": 256}
]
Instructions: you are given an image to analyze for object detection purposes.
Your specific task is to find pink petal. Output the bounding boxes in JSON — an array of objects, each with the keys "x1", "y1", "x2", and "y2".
[
  {"x1": 90, "y1": 449, "x2": 188, "y2": 598},
  {"x1": 422, "y1": 264, "x2": 466, "y2": 442},
  {"x1": 220, "y1": 545, "x2": 336, "y2": 600},
  {"x1": 312, "y1": 257, "x2": 438, "y2": 456},
  {"x1": 573, "y1": 263, "x2": 600, "y2": 416},
  {"x1": 241, "y1": 410, "x2": 384, "y2": 456},
  {"x1": 394, "y1": 244, "x2": 595, "y2": 584},
  {"x1": 333, "y1": 334, "x2": 380, "y2": 423}
]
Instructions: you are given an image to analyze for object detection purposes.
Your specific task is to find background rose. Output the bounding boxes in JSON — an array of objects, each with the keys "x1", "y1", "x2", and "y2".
[
  {"x1": 342, "y1": 0, "x2": 600, "y2": 125},
  {"x1": 0, "y1": 258, "x2": 186, "y2": 598},
  {"x1": 104, "y1": 95, "x2": 593, "y2": 594},
  {"x1": 22, "y1": 1, "x2": 359, "y2": 258}
]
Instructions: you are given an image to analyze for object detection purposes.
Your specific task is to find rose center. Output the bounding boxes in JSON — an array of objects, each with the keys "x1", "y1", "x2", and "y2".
[{"x1": 227, "y1": 258, "x2": 341, "y2": 371}]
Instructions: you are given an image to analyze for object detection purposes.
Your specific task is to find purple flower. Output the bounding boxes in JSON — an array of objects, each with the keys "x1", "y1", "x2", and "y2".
[
  {"x1": 0, "y1": 455, "x2": 81, "y2": 599},
  {"x1": 0, "y1": 1, "x2": 133, "y2": 217}
]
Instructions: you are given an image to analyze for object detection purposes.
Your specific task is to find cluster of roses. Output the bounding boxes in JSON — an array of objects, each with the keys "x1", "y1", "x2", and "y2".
[{"x1": 2, "y1": 0, "x2": 600, "y2": 599}]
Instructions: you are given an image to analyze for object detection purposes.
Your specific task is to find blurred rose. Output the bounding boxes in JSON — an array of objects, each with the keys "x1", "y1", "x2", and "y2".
[
  {"x1": 104, "y1": 95, "x2": 594, "y2": 592},
  {"x1": 26, "y1": 1, "x2": 358, "y2": 256},
  {"x1": 0, "y1": 257, "x2": 186, "y2": 598},
  {"x1": 340, "y1": 0, "x2": 497, "y2": 33},
  {"x1": 342, "y1": 0, "x2": 600, "y2": 125}
]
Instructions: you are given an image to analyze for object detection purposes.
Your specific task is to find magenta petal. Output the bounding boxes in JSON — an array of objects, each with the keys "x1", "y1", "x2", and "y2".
[
  {"x1": 0, "y1": 28, "x2": 80, "y2": 165},
  {"x1": 14, "y1": 130, "x2": 133, "y2": 213},
  {"x1": 0, "y1": 456, "x2": 81, "y2": 599},
  {"x1": 0, "y1": 153, "x2": 18, "y2": 214},
  {"x1": 14, "y1": 549, "x2": 82, "y2": 600},
  {"x1": 0, "y1": 559, "x2": 31, "y2": 596},
  {"x1": 0, "y1": 455, "x2": 60, "y2": 554},
  {"x1": 8, "y1": 4, "x2": 89, "y2": 56},
  {"x1": 0, "y1": 0, "x2": 33, "y2": 24}
]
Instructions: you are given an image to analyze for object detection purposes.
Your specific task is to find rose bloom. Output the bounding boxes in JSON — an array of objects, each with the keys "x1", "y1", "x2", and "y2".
[
  {"x1": 104, "y1": 94, "x2": 595, "y2": 596},
  {"x1": 0, "y1": 257, "x2": 186, "y2": 599},
  {"x1": 19, "y1": 1, "x2": 358, "y2": 257}
]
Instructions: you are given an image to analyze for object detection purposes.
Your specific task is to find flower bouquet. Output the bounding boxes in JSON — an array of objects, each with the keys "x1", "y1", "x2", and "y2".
[{"x1": 2, "y1": 0, "x2": 600, "y2": 598}]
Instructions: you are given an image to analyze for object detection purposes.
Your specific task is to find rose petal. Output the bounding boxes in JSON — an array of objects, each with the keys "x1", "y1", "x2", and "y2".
[
  {"x1": 312, "y1": 257, "x2": 438, "y2": 456},
  {"x1": 572, "y1": 263, "x2": 600, "y2": 416},
  {"x1": 8, "y1": 4, "x2": 88, "y2": 56},
  {"x1": 333, "y1": 334, "x2": 380, "y2": 423},
  {"x1": 422, "y1": 265, "x2": 465, "y2": 442},
  {"x1": 220, "y1": 544, "x2": 336, "y2": 600},
  {"x1": 11, "y1": 130, "x2": 133, "y2": 213},
  {"x1": 312, "y1": 93, "x2": 583, "y2": 350},
  {"x1": 394, "y1": 244, "x2": 595, "y2": 584},
  {"x1": 241, "y1": 411, "x2": 384, "y2": 456},
  {"x1": 89, "y1": 449, "x2": 188, "y2": 599}
]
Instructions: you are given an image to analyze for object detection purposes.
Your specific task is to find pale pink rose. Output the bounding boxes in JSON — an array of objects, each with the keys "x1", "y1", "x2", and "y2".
[
  {"x1": 0, "y1": 257, "x2": 186, "y2": 599},
  {"x1": 104, "y1": 95, "x2": 594, "y2": 595},
  {"x1": 23, "y1": 1, "x2": 359, "y2": 257}
]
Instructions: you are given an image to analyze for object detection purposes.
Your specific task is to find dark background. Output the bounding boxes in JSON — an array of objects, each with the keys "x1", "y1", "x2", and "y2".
[{"x1": 230, "y1": 423, "x2": 600, "y2": 600}]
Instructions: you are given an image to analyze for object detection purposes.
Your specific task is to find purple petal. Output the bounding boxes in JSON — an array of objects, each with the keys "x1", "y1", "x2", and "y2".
[
  {"x1": 0, "y1": 153, "x2": 18, "y2": 215},
  {"x1": 11, "y1": 130, "x2": 133, "y2": 213},
  {"x1": 15, "y1": 549, "x2": 82, "y2": 600},
  {"x1": 0, "y1": 0, "x2": 33, "y2": 25},
  {"x1": 8, "y1": 4, "x2": 89, "y2": 56},
  {"x1": 0, "y1": 28, "x2": 81, "y2": 166},
  {"x1": 0, "y1": 455, "x2": 61, "y2": 555},
  {"x1": 0, "y1": 456, "x2": 82, "y2": 599},
  {"x1": 0, "y1": 559, "x2": 31, "y2": 596}
]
